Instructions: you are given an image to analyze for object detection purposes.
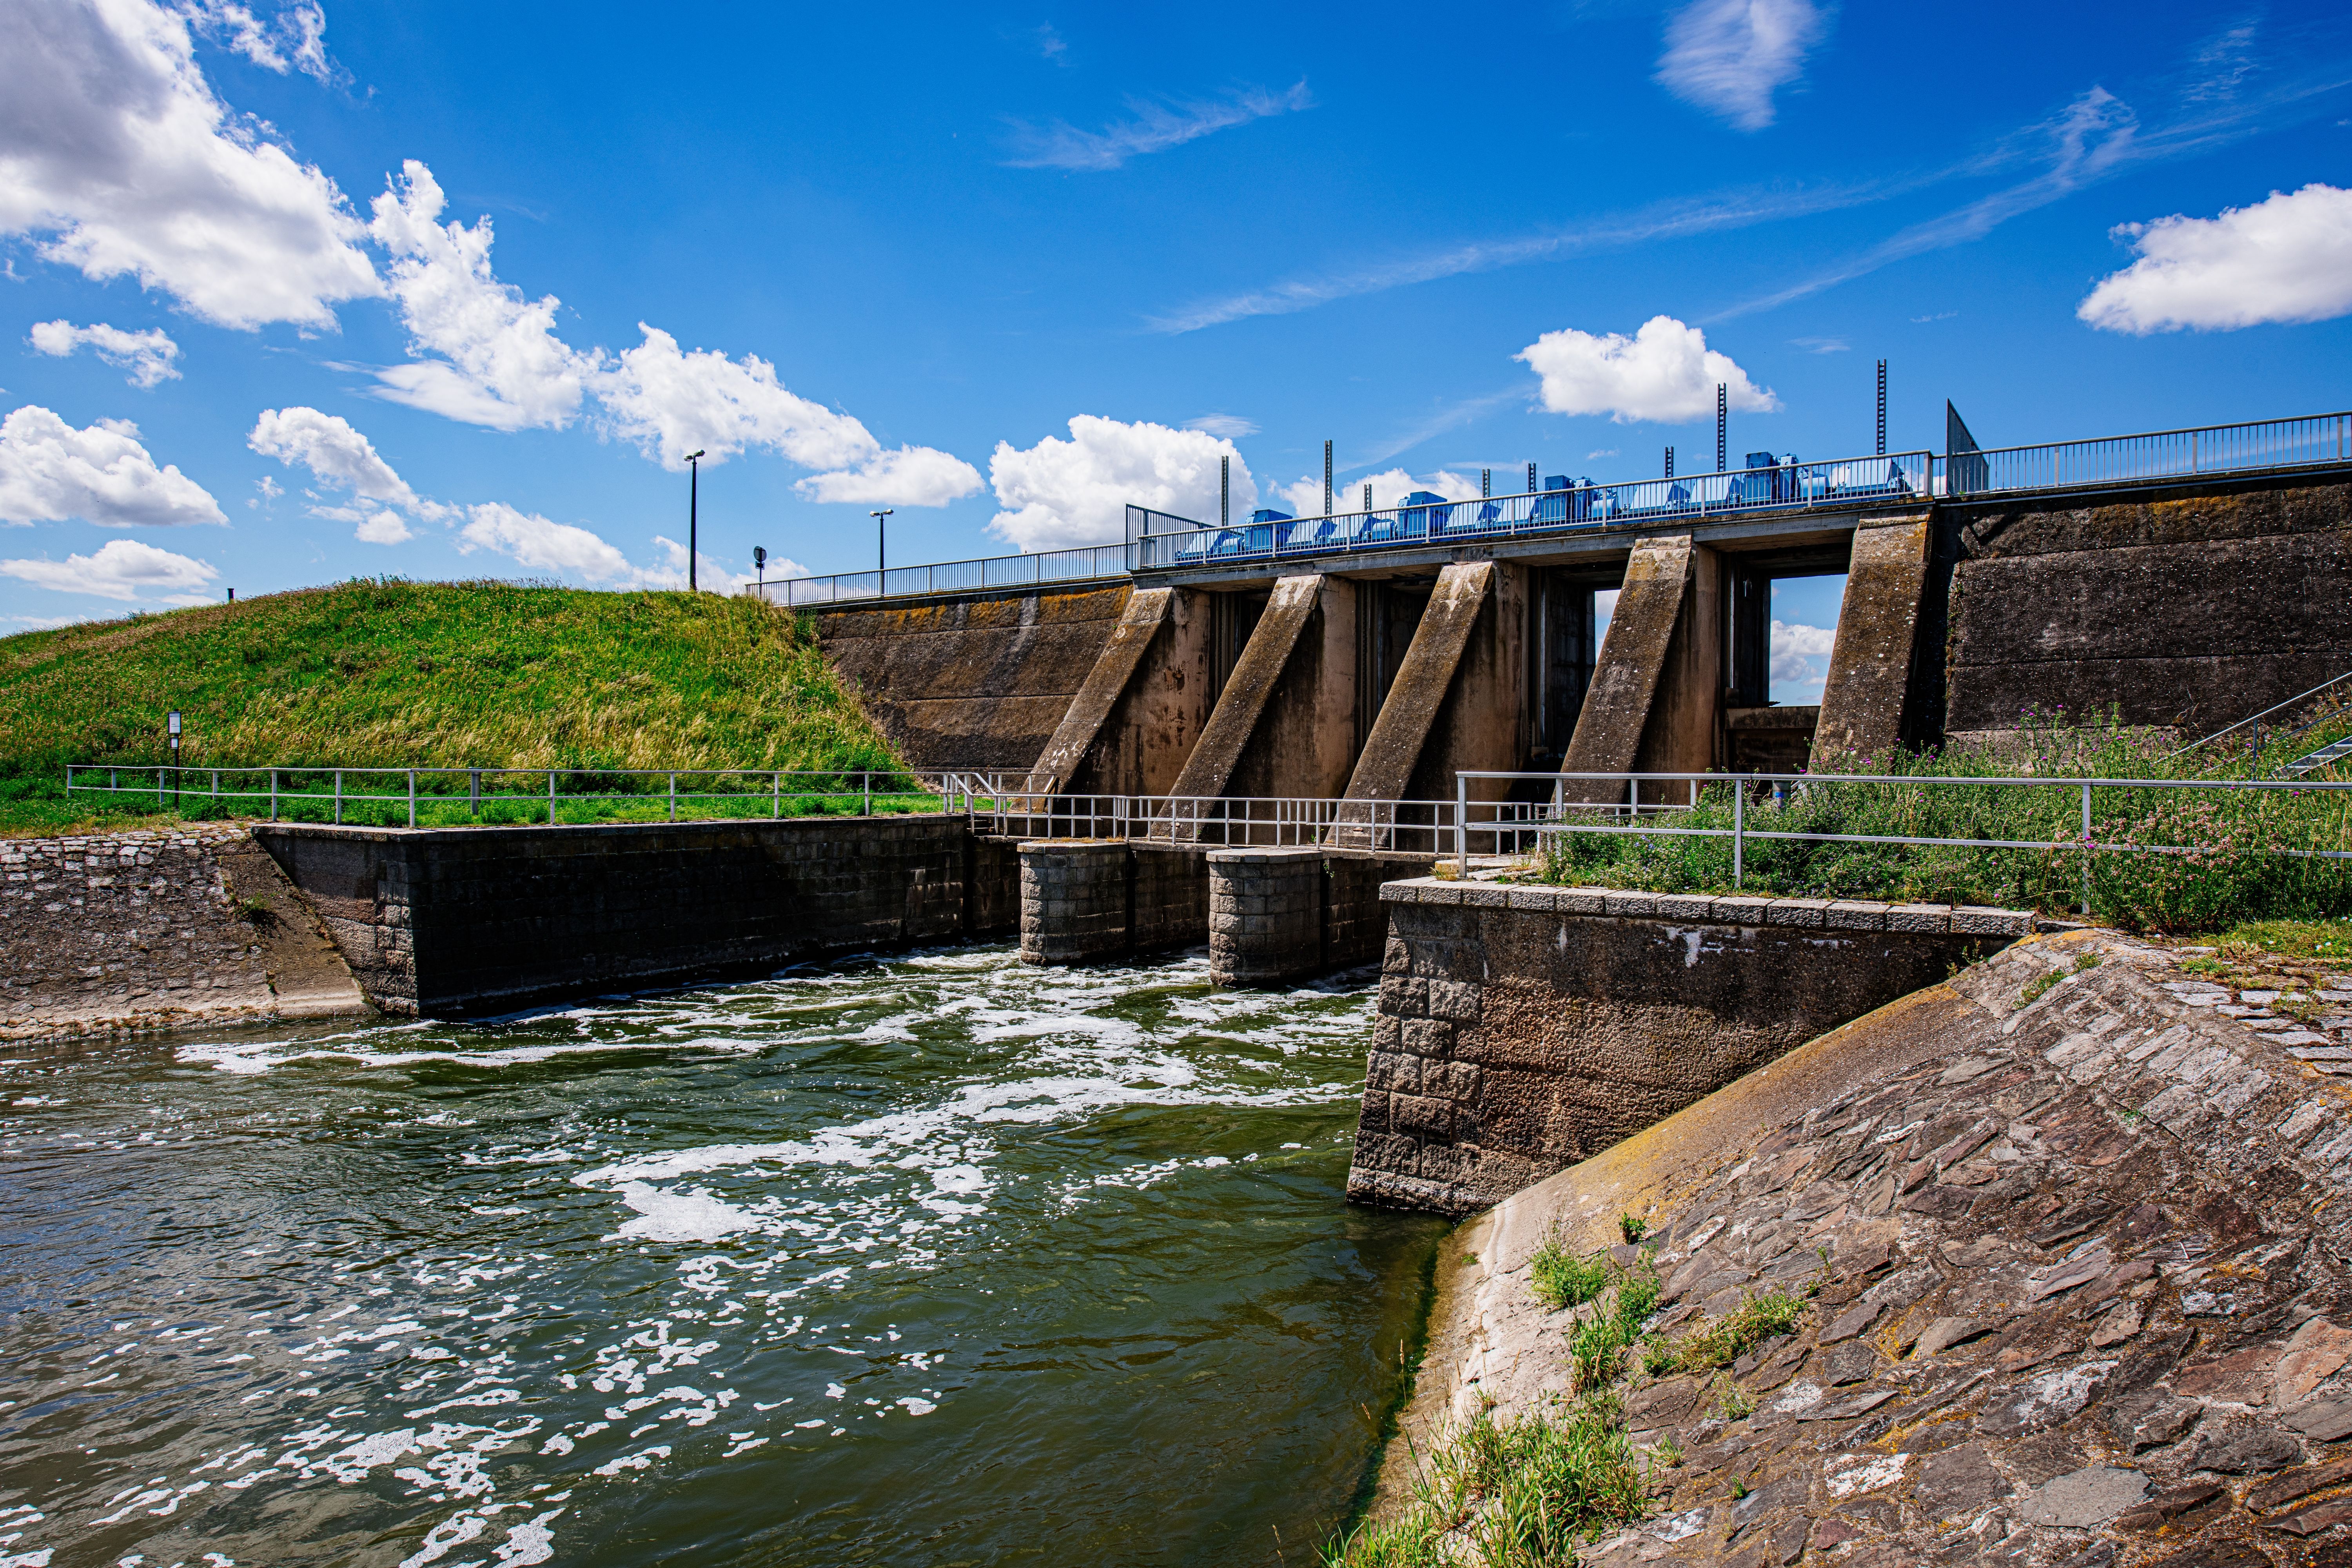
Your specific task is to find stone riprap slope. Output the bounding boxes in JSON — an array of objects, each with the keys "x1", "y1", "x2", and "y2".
[
  {"x1": 1388, "y1": 930, "x2": 2352, "y2": 1566},
  {"x1": 1, "y1": 827, "x2": 365, "y2": 1044}
]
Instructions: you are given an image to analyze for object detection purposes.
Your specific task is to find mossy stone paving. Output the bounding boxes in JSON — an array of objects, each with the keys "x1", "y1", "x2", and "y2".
[{"x1": 1417, "y1": 934, "x2": 2352, "y2": 1566}]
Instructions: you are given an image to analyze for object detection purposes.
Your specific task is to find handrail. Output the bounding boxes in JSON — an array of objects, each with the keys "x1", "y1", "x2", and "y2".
[
  {"x1": 2169, "y1": 668, "x2": 2352, "y2": 756},
  {"x1": 751, "y1": 544, "x2": 1131, "y2": 607}
]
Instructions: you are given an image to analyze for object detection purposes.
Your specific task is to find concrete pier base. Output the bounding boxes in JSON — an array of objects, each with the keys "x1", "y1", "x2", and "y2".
[
  {"x1": 1016, "y1": 840, "x2": 1210, "y2": 964},
  {"x1": 1206, "y1": 847, "x2": 1324, "y2": 985}
]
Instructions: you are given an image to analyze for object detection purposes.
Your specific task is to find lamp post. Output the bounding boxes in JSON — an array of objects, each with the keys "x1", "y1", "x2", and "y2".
[
  {"x1": 684, "y1": 448, "x2": 707, "y2": 591},
  {"x1": 871, "y1": 509, "x2": 893, "y2": 583}
]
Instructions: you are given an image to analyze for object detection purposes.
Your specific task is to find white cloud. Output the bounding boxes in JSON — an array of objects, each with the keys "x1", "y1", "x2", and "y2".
[
  {"x1": 1656, "y1": 0, "x2": 1828, "y2": 132},
  {"x1": 2077, "y1": 183, "x2": 2352, "y2": 334},
  {"x1": 247, "y1": 406, "x2": 417, "y2": 506},
  {"x1": 598, "y1": 325, "x2": 877, "y2": 472},
  {"x1": 457, "y1": 502, "x2": 633, "y2": 581},
  {"x1": 366, "y1": 161, "x2": 593, "y2": 430},
  {"x1": 1770, "y1": 618, "x2": 1837, "y2": 684},
  {"x1": 0, "y1": 0, "x2": 378, "y2": 328},
  {"x1": 1789, "y1": 335, "x2": 1849, "y2": 354},
  {"x1": 0, "y1": 535, "x2": 217, "y2": 600},
  {"x1": 1277, "y1": 468, "x2": 1483, "y2": 519},
  {"x1": 989, "y1": 416, "x2": 1254, "y2": 550},
  {"x1": 0, "y1": 404, "x2": 225, "y2": 527},
  {"x1": 1518, "y1": 315, "x2": 1779, "y2": 425},
  {"x1": 1004, "y1": 82, "x2": 1313, "y2": 171},
  {"x1": 795, "y1": 445, "x2": 983, "y2": 507},
  {"x1": 184, "y1": 0, "x2": 330, "y2": 80},
  {"x1": 352, "y1": 509, "x2": 410, "y2": 545},
  {"x1": 27, "y1": 319, "x2": 181, "y2": 387},
  {"x1": 1180, "y1": 414, "x2": 1259, "y2": 440}
]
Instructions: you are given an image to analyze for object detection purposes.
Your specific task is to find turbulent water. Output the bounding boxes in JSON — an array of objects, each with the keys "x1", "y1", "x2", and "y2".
[{"x1": 0, "y1": 945, "x2": 1445, "y2": 1568}]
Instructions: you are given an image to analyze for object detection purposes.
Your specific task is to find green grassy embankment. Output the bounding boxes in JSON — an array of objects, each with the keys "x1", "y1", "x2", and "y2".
[{"x1": 0, "y1": 579, "x2": 920, "y2": 834}]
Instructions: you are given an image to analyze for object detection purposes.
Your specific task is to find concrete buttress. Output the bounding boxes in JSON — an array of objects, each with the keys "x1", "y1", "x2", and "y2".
[
  {"x1": 1023, "y1": 587, "x2": 1211, "y2": 796},
  {"x1": 1811, "y1": 511, "x2": 1932, "y2": 769},
  {"x1": 1171, "y1": 575, "x2": 1360, "y2": 806},
  {"x1": 1557, "y1": 535, "x2": 1722, "y2": 804}
]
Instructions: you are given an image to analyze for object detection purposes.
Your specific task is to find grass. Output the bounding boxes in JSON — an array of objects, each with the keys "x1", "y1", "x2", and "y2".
[
  {"x1": 0, "y1": 579, "x2": 909, "y2": 834},
  {"x1": 1665, "y1": 1287, "x2": 1810, "y2": 1374},
  {"x1": 1530, "y1": 710, "x2": 2352, "y2": 935},
  {"x1": 2214, "y1": 918, "x2": 2352, "y2": 965}
]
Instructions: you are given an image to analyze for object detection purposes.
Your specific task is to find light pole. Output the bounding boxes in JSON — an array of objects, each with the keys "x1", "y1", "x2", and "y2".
[
  {"x1": 753, "y1": 545, "x2": 768, "y2": 595},
  {"x1": 871, "y1": 509, "x2": 893, "y2": 582},
  {"x1": 684, "y1": 449, "x2": 707, "y2": 591}
]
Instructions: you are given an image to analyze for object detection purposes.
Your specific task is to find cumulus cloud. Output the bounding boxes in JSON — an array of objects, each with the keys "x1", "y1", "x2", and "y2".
[
  {"x1": 27, "y1": 320, "x2": 181, "y2": 387},
  {"x1": 1276, "y1": 468, "x2": 1483, "y2": 519},
  {"x1": 1656, "y1": 0, "x2": 1828, "y2": 132},
  {"x1": 366, "y1": 161, "x2": 593, "y2": 430},
  {"x1": 0, "y1": 0, "x2": 378, "y2": 328},
  {"x1": 0, "y1": 535, "x2": 218, "y2": 600},
  {"x1": 0, "y1": 405, "x2": 225, "y2": 527},
  {"x1": 795, "y1": 445, "x2": 983, "y2": 507},
  {"x1": 352, "y1": 509, "x2": 410, "y2": 545},
  {"x1": 989, "y1": 416, "x2": 1254, "y2": 551},
  {"x1": 2077, "y1": 183, "x2": 2352, "y2": 334},
  {"x1": 1517, "y1": 315, "x2": 1778, "y2": 425},
  {"x1": 247, "y1": 406, "x2": 416, "y2": 507},
  {"x1": 184, "y1": 0, "x2": 330, "y2": 80},
  {"x1": 1770, "y1": 618, "x2": 1837, "y2": 685},
  {"x1": 457, "y1": 502, "x2": 633, "y2": 581},
  {"x1": 1004, "y1": 82, "x2": 1313, "y2": 171}
]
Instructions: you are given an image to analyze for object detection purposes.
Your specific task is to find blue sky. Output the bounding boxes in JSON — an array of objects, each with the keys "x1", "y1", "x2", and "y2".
[{"x1": 5, "y1": 0, "x2": 2351, "y2": 685}]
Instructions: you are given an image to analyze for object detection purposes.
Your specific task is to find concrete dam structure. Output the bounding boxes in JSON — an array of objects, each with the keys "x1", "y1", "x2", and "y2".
[{"x1": 789, "y1": 431, "x2": 2352, "y2": 806}]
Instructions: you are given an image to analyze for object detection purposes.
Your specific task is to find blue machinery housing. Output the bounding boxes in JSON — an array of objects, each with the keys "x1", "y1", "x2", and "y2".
[{"x1": 752, "y1": 410, "x2": 2352, "y2": 607}]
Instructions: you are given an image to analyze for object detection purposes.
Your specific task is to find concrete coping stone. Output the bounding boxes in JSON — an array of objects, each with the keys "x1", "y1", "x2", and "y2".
[
  {"x1": 1380, "y1": 879, "x2": 2033, "y2": 933},
  {"x1": 1203, "y1": 846, "x2": 1326, "y2": 864},
  {"x1": 1015, "y1": 838, "x2": 1129, "y2": 852}
]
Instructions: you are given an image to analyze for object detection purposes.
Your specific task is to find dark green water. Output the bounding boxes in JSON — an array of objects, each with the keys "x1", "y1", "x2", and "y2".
[{"x1": 0, "y1": 946, "x2": 1445, "y2": 1568}]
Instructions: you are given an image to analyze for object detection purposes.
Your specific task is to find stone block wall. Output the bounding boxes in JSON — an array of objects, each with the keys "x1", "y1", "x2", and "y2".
[
  {"x1": 1, "y1": 826, "x2": 365, "y2": 1043},
  {"x1": 256, "y1": 815, "x2": 1020, "y2": 1017},
  {"x1": 1016, "y1": 840, "x2": 1210, "y2": 964},
  {"x1": 1203, "y1": 848, "x2": 1439, "y2": 986},
  {"x1": 1345, "y1": 881, "x2": 2031, "y2": 1215}
]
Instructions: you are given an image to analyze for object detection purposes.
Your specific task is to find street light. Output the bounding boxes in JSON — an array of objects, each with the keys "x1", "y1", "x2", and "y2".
[
  {"x1": 871, "y1": 509, "x2": 893, "y2": 581},
  {"x1": 684, "y1": 449, "x2": 707, "y2": 591}
]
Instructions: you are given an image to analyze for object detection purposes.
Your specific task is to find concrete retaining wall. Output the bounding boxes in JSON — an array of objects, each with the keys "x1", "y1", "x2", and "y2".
[
  {"x1": 255, "y1": 815, "x2": 1021, "y2": 1017},
  {"x1": 1205, "y1": 846, "x2": 1439, "y2": 986},
  {"x1": 1016, "y1": 840, "x2": 1212, "y2": 964},
  {"x1": 1, "y1": 826, "x2": 367, "y2": 1043},
  {"x1": 1345, "y1": 880, "x2": 2030, "y2": 1215},
  {"x1": 811, "y1": 584, "x2": 1131, "y2": 771}
]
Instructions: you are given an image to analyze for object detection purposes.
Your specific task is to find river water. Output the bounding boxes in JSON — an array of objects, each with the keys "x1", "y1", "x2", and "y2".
[{"x1": 0, "y1": 945, "x2": 1445, "y2": 1568}]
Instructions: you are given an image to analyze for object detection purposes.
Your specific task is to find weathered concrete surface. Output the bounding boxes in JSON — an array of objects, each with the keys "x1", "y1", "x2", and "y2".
[
  {"x1": 1558, "y1": 537, "x2": 1721, "y2": 805},
  {"x1": 1, "y1": 826, "x2": 367, "y2": 1044},
  {"x1": 1168, "y1": 575, "x2": 1326, "y2": 801},
  {"x1": 1728, "y1": 705, "x2": 1819, "y2": 773},
  {"x1": 811, "y1": 585, "x2": 1129, "y2": 771},
  {"x1": 1017, "y1": 839, "x2": 1209, "y2": 963},
  {"x1": 1379, "y1": 929, "x2": 2352, "y2": 1567},
  {"x1": 1203, "y1": 846, "x2": 1437, "y2": 985},
  {"x1": 256, "y1": 816, "x2": 1020, "y2": 1016},
  {"x1": 1813, "y1": 512, "x2": 1931, "y2": 769},
  {"x1": 1945, "y1": 479, "x2": 2352, "y2": 744},
  {"x1": 1346, "y1": 881, "x2": 2025, "y2": 1216},
  {"x1": 1027, "y1": 587, "x2": 1175, "y2": 792},
  {"x1": 1346, "y1": 562, "x2": 1514, "y2": 804},
  {"x1": 1057, "y1": 588, "x2": 1214, "y2": 799}
]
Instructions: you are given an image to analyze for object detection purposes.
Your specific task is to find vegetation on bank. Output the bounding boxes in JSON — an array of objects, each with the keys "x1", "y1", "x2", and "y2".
[
  {"x1": 1325, "y1": 1238, "x2": 1817, "y2": 1567},
  {"x1": 0, "y1": 579, "x2": 911, "y2": 833},
  {"x1": 1529, "y1": 711, "x2": 2352, "y2": 934}
]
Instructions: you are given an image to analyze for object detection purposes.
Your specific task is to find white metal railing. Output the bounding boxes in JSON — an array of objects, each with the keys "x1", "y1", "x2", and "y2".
[
  {"x1": 752, "y1": 544, "x2": 1131, "y2": 607},
  {"x1": 1454, "y1": 769, "x2": 2352, "y2": 914},
  {"x1": 64, "y1": 764, "x2": 1026, "y2": 829},
  {"x1": 1945, "y1": 410, "x2": 2352, "y2": 498}
]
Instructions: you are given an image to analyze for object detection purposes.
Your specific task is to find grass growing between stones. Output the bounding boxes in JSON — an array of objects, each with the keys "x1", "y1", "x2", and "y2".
[
  {"x1": 0, "y1": 580, "x2": 910, "y2": 833},
  {"x1": 1530, "y1": 713, "x2": 2352, "y2": 933}
]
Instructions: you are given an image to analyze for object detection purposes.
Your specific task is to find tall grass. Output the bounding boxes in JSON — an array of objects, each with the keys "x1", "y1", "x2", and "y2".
[
  {"x1": 0, "y1": 579, "x2": 907, "y2": 833},
  {"x1": 1534, "y1": 710, "x2": 2352, "y2": 932}
]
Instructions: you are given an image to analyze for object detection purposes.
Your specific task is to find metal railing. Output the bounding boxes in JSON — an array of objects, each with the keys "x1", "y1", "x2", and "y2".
[
  {"x1": 64, "y1": 764, "x2": 1026, "y2": 829},
  {"x1": 1452, "y1": 769, "x2": 2352, "y2": 913},
  {"x1": 2170, "y1": 669, "x2": 2352, "y2": 759},
  {"x1": 752, "y1": 544, "x2": 1131, "y2": 607},
  {"x1": 959, "y1": 786, "x2": 1471, "y2": 853},
  {"x1": 1944, "y1": 410, "x2": 2352, "y2": 499},
  {"x1": 1133, "y1": 453, "x2": 1932, "y2": 570}
]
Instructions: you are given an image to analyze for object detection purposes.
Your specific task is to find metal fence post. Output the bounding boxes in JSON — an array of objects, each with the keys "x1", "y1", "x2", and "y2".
[
  {"x1": 334, "y1": 769, "x2": 343, "y2": 825},
  {"x1": 669, "y1": 771, "x2": 678, "y2": 822},
  {"x1": 470, "y1": 768, "x2": 480, "y2": 814},
  {"x1": 1733, "y1": 779, "x2": 1744, "y2": 888},
  {"x1": 548, "y1": 769, "x2": 557, "y2": 825},
  {"x1": 407, "y1": 769, "x2": 417, "y2": 829},
  {"x1": 269, "y1": 768, "x2": 278, "y2": 822},
  {"x1": 863, "y1": 771, "x2": 872, "y2": 816},
  {"x1": 1456, "y1": 773, "x2": 1469, "y2": 875},
  {"x1": 2080, "y1": 780, "x2": 2093, "y2": 916},
  {"x1": 772, "y1": 770, "x2": 781, "y2": 819}
]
